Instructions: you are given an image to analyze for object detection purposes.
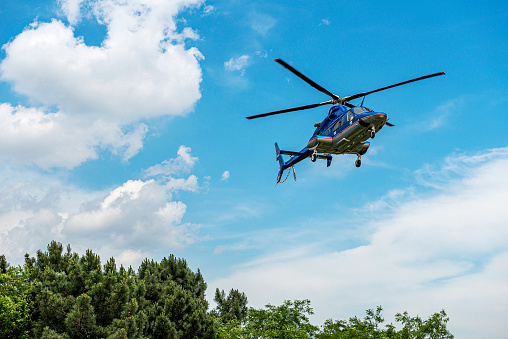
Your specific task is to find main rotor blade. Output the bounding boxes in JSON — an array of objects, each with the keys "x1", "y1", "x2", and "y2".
[
  {"x1": 246, "y1": 100, "x2": 333, "y2": 120},
  {"x1": 274, "y1": 58, "x2": 340, "y2": 100},
  {"x1": 344, "y1": 72, "x2": 446, "y2": 102}
]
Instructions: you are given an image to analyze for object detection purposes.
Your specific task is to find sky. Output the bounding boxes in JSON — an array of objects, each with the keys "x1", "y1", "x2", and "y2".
[{"x1": 0, "y1": 0, "x2": 507, "y2": 337}]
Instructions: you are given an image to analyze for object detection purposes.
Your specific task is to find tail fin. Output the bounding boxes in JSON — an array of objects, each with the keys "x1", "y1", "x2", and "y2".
[{"x1": 275, "y1": 142, "x2": 285, "y2": 183}]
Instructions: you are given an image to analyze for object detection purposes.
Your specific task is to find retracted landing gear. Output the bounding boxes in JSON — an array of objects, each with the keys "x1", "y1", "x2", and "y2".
[
  {"x1": 370, "y1": 127, "x2": 376, "y2": 139},
  {"x1": 355, "y1": 155, "x2": 362, "y2": 168}
]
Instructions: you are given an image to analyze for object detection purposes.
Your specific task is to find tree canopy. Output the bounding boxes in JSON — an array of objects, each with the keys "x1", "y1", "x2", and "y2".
[
  {"x1": 1, "y1": 242, "x2": 455, "y2": 338},
  {"x1": 0, "y1": 256, "x2": 33, "y2": 339},
  {"x1": 23, "y1": 241, "x2": 215, "y2": 338}
]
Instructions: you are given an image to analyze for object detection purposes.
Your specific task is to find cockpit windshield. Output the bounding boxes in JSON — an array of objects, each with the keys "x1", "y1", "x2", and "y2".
[{"x1": 352, "y1": 107, "x2": 374, "y2": 115}]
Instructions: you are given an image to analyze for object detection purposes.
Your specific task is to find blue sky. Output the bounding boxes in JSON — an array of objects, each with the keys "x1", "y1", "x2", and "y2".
[{"x1": 1, "y1": 0, "x2": 507, "y2": 337}]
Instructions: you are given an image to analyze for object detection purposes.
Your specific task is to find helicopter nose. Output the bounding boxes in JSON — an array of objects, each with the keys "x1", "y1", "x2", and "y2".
[{"x1": 358, "y1": 112, "x2": 387, "y2": 126}]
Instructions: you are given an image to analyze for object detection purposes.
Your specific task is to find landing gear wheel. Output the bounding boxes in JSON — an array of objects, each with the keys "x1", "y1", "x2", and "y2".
[
  {"x1": 355, "y1": 156, "x2": 361, "y2": 168},
  {"x1": 370, "y1": 130, "x2": 375, "y2": 139},
  {"x1": 311, "y1": 150, "x2": 317, "y2": 162}
]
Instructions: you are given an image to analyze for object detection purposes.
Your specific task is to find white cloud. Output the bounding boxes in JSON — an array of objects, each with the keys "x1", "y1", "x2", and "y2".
[
  {"x1": 208, "y1": 147, "x2": 508, "y2": 339},
  {"x1": 224, "y1": 55, "x2": 249, "y2": 74},
  {"x1": 116, "y1": 249, "x2": 148, "y2": 268},
  {"x1": 221, "y1": 170, "x2": 230, "y2": 181},
  {"x1": 203, "y1": 5, "x2": 215, "y2": 15},
  {"x1": 143, "y1": 145, "x2": 199, "y2": 177},
  {"x1": 64, "y1": 179, "x2": 199, "y2": 250},
  {"x1": 320, "y1": 18, "x2": 330, "y2": 26},
  {"x1": 58, "y1": 0, "x2": 85, "y2": 25},
  {"x1": 0, "y1": 144, "x2": 202, "y2": 267},
  {"x1": 0, "y1": 103, "x2": 148, "y2": 168},
  {"x1": 249, "y1": 12, "x2": 276, "y2": 35},
  {"x1": 0, "y1": 0, "x2": 204, "y2": 168}
]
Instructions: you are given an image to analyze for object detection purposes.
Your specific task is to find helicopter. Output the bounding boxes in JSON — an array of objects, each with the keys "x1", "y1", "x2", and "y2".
[{"x1": 246, "y1": 58, "x2": 445, "y2": 184}]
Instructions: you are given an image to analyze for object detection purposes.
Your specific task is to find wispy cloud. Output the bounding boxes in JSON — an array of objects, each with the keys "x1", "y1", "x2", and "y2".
[
  {"x1": 249, "y1": 11, "x2": 276, "y2": 35},
  {"x1": 224, "y1": 55, "x2": 250, "y2": 76},
  {"x1": 203, "y1": 5, "x2": 215, "y2": 15},
  {"x1": 319, "y1": 18, "x2": 330, "y2": 26}
]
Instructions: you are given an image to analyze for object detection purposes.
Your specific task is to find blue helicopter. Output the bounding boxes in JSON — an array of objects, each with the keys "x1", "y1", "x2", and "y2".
[{"x1": 246, "y1": 58, "x2": 445, "y2": 184}]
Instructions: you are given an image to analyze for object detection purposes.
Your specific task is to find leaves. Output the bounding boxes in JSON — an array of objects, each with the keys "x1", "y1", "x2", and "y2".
[
  {"x1": 23, "y1": 241, "x2": 215, "y2": 338},
  {"x1": 0, "y1": 262, "x2": 33, "y2": 338},
  {"x1": 2, "y1": 242, "x2": 455, "y2": 339}
]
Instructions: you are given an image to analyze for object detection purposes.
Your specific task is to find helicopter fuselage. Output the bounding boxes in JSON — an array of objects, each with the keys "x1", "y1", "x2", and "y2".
[
  {"x1": 308, "y1": 105, "x2": 387, "y2": 156},
  {"x1": 276, "y1": 104, "x2": 387, "y2": 176}
]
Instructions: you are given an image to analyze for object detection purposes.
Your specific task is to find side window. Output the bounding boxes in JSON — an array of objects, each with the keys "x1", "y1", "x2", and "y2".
[
  {"x1": 333, "y1": 120, "x2": 340, "y2": 131},
  {"x1": 347, "y1": 111, "x2": 353, "y2": 122}
]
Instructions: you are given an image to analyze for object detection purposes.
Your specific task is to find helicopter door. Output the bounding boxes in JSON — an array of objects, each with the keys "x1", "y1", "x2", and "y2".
[{"x1": 347, "y1": 110, "x2": 354, "y2": 124}]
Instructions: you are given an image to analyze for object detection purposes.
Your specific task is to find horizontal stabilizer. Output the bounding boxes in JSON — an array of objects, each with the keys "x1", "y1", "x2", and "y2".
[{"x1": 316, "y1": 154, "x2": 333, "y2": 167}]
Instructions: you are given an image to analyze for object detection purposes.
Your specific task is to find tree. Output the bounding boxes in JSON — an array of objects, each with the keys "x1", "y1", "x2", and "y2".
[
  {"x1": 25, "y1": 241, "x2": 215, "y2": 338},
  {"x1": 137, "y1": 256, "x2": 215, "y2": 338},
  {"x1": 1, "y1": 254, "x2": 10, "y2": 273},
  {"x1": 243, "y1": 299, "x2": 319, "y2": 339},
  {"x1": 395, "y1": 309, "x2": 453, "y2": 339},
  {"x1": 212, "y1": 288, "x2": 248, "y2": 323},
  {"x1": 0, "y1": 260, "x2": 33, "y2": 339},
  {"x1": 317, "y1": 306, "x2": 454, "y2": 339},
  {"x1": 65, "y1": 294, "x2": 97, "y2": 338}
]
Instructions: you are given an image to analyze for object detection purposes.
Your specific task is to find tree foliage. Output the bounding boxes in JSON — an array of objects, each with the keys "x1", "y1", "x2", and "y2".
[
  {"x1": 214, "y1": 299, "x2": 318, "y2": 339},
  {"x1": 244, "y1": 299, "x2": 319, "y2": 339},
  {"x1": 317, "y1": 306, "x2": 454, "y2": 339},
  {"x1": 23, "y1": 241, "x2": 215, "y2": 338},
  {"x1": 0, "y1": 256, "x2": 33, "y2": 339},
  {"x1": 2, "y1": 243, "x2": 455, "y2": 339},
  {"x1": 212, "y1": 288, "x2": 248, "y2": 323},
  {"x1": 214, "y1": 302, "x2": 454, "y2": 339}
]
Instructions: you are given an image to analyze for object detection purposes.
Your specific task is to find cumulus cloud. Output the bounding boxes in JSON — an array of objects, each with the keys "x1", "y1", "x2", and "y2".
[
  {"x1": 0, "y1": 145, "x2": 202, "y2": 267},
  {"x1": 143, "y1": 145, "x2": 199, "y2": 177},
  {"x1": 64, "y1": 179, "x2": 198, "y2": 249},
  {"x1": 58, "y1": 0, "x2": 85, "y2": 24},
  {"x1": 208, "y1": 147, "x2": 508, "y2": 339},
  {"x1": 0, "y1": 0, "x2": 204, "y2": 168},
  {"x1": 0, "y1": 103, "x2": 148, "y2": 168}
]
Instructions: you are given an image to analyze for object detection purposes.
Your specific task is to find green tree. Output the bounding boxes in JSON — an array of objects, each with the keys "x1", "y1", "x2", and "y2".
[
  {"x1": 26, "y1": 241, "x2": 215, "y2": 338},
  {"x1": 0, "y1": 254, "x2": 10, "y2": 273},
  {"x1": 212, "y1": 288, "x2": 248, "y2": 323},
  {"x1": 65, "y1": 294, "x2": 97, "y2": 338},
  {"x1": 243, "y1": 299, "x2": 319, "y2": 339},
  {"x1": 395, "y1": 310, "x2": 453, "y2": 339},
  {"x1": 317, "y1": 306, "x2": 454, "y2": 339},
  {"x1": 138, "y1": 256, "x2": 215, "y2": 338},
  {"x1": 0, "y1": 260, "x2": 34, "y2": 339},
  {"x1": 213, "y1": 316, "x2": 243, "y2": 339}
]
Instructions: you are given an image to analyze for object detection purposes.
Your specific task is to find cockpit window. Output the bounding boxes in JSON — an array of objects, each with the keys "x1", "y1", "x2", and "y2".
[{"x1": 352, "y1": 107, "x2": 373, "y2": 115}]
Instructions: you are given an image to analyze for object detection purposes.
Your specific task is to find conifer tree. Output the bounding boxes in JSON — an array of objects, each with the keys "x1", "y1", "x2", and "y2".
[{"x1": 24, "y1": 241, "x2": 215, "y2": 338}]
